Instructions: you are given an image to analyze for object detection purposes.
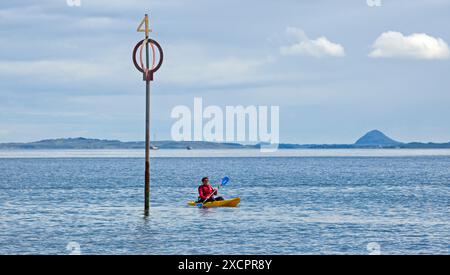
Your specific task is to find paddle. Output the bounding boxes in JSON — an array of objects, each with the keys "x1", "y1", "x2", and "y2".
[{"x1": 196, "y1": 176, "x2": 230, "y2": 208}]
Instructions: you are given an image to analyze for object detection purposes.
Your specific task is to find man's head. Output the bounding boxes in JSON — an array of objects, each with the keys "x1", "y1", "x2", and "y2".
[{"x1": 201, "y1": 177, "x2": 209, "y2": 185}]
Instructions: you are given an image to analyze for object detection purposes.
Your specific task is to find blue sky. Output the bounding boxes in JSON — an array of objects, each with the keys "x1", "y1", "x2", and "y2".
[{"x1": 1, "y1": 0, "x2": 450, "y2": 143}]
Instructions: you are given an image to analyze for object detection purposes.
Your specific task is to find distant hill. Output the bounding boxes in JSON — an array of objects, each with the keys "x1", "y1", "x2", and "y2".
[
  {"x1": 1, "y1": 130, "x2": 449, "y2": 149},
  {"x1": 0, "y1": 137, "x2": 253, "y2": 150},
  {"x1": 0, "y1": 138, "x2": 142, "y2": 149},
  {"x1": 354, "y1": 130, "x2": 402, "y2": 147},
  {"x1": 265, "y1": 130, "x2": 450, "y2": 149}
]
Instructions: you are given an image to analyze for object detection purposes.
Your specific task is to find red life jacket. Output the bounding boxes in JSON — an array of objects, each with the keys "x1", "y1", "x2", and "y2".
[{"x1": 198, "y1": 184, "x2": 217, "y2": 200}]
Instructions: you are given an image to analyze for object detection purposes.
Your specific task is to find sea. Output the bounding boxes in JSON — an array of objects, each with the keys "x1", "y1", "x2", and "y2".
[{"x1": 0, "y1": 149, "x2": 449, "y2": 254}]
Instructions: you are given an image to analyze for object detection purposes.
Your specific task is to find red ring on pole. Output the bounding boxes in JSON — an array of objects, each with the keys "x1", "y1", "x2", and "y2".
[{"x1": 133, "y1": 39, "x2": 163, "y2": 81}]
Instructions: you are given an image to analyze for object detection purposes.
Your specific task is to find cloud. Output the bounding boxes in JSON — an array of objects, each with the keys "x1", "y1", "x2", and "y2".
[
  {"x1": 369, "y1": 31, "x2": 450, "y2": 60},
  {"x1": 280, "y1": 27, "x2": 345, "y2": 58}
]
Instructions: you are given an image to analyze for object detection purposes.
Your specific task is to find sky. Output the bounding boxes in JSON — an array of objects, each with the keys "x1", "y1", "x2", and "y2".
[{"x1": 1, "y1": 0, "x2": 450, "y2": 144}]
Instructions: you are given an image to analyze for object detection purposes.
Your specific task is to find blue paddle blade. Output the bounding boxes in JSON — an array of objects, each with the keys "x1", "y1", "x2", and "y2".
[
  {"x1": 196, "y1": 203, "x2": 203, "y2": 208},
  {"x1": 221, "y1": 176, "x2": 230, "y2": 186}
]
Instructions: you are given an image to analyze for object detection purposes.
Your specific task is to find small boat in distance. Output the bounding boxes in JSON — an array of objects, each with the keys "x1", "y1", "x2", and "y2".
[
  {"x1": 186, "y1": 146, "x2": 193, "y2": 150},
  {"x1": 150, "y1": 132, "x2": 159, "y2": 150}
]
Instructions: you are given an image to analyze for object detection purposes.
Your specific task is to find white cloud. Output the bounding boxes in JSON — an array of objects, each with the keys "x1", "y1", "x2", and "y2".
[
  {"x1": 280, "y1": 27, "x2": 345, "y2": 58},
  {"x1": 369, "y1": 31, "x2": 450, "y2": 60}
]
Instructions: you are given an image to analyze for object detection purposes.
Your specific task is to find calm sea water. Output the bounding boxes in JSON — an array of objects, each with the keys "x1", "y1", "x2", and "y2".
[{"x1": 0, "y1": 149, "x2": 449, "y2": 254}]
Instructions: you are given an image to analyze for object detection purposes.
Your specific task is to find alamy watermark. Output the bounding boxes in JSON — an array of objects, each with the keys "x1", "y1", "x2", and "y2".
[
  {"x1": 66, "y1": 241, "x2": 82, "y2": 255},
  {"x1": 367, "y1": 0, "x2": 382, "y2": 7},
  {"x1": 171, "y1": 97, "x2": 280, "y2": 152},
  {"x1": 67, "y1": 0, "x2": 82, "y2": 7},
  {"x1": 366, "y1": 242, "x2": 381, "y2": 255}
]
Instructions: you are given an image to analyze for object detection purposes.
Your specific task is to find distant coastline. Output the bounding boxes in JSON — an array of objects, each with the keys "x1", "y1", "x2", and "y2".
[{"x1": 1, "y1": 130, "x2": 449, "y2": 150}]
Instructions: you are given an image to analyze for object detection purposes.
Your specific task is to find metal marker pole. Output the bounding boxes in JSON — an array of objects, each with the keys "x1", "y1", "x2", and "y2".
[
  {"x1": 133, "y1": 14, "x2": 163, "y2": 217},
  {"x1": 144, "y1": 14, "x2": 150, "y2": 216}
]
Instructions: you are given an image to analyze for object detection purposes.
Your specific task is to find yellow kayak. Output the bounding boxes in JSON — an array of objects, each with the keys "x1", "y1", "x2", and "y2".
[{"x1": 187, "y1": 197, "x2": 240, "y2": 208}]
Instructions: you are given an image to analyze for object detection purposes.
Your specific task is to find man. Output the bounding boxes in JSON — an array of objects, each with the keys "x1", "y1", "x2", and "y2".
[{"x1": 198, "y1": 177, "x2": 224, "y2": 203}]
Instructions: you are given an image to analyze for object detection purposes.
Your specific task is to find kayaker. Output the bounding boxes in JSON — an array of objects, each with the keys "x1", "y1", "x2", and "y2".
[{"x1": 198, "y1": 177, "x2": 224, "y2": 203}]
